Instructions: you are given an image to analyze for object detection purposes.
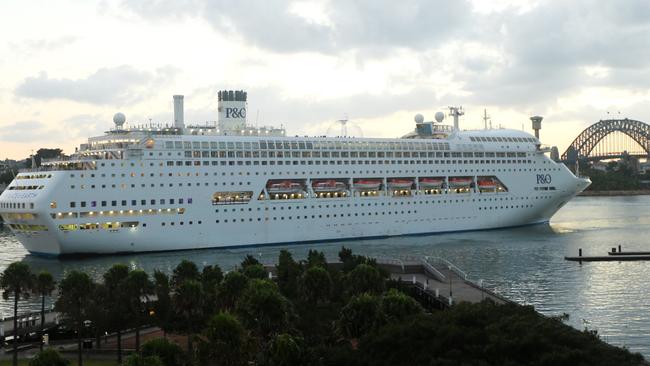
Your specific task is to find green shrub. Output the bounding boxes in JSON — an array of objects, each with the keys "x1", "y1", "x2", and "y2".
[
  {"x1": 141, "y1": 337, "x2": 184, "y2": 366},
  {"x1": 28, "y1": 349, "x2": 69, "y2": 366}
]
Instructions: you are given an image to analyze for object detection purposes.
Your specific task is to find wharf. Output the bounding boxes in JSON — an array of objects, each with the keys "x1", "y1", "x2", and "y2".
[
  {"x1": 375, "y1": 257, "x2": 507, "y2": 306},
  {"x1": 565, "y1": 255, "x2": 650, "y2": 262},
  {"x1": 566, "y1": 246, "x2": 650, "y2": 262}
]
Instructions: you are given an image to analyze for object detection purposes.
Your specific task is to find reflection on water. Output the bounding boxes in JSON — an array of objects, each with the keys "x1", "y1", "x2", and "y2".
[{"x1": 1, "y1": 196, "x2": 650, "y2": 356}]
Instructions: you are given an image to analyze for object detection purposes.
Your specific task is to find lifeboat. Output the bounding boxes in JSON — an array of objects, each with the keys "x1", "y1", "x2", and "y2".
[
  {"x1": 448, "y1": 177, "x2": 473, "y2": 188},
  {"x1": 477, "y1": 179, "x2": 497, "y2": 190},
  {"x1": 419, "y1": 177, "x2": 444, "y2": 189},
  {"x1": 354, "y1": 179, "x2": 381, "y2": 191},
  {"x1": 312, "y1": 180, "x2": 347, "y2": 193},
  {"x1": 267, "y1": 181, "x2": 304, "y2": 194},
  {"x1": 387, "y1": 179, "x2": 413, "y2": 190}
]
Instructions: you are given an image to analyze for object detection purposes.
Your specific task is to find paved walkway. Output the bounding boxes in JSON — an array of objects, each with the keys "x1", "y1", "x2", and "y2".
[{"x1": 380, "y1": 259, "x2": 507, "y2": 305}]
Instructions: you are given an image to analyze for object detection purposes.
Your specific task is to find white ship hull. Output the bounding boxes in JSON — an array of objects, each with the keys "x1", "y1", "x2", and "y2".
[
  {"x1": 1, "y1": 159, "x2": 589, "y2": 256},
  {"x1": 0, "y1": 95, "x2": 591, "y2": 256}
]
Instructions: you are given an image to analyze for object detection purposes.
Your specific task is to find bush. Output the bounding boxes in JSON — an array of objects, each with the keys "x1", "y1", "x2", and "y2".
[
  {"x1": 141, "y1": 337, "x2": 184, "y2": 366},
  {"x1": 29, "y1": 349, "x2": 69, "y2": 366},
  {"x1": 122, "y1": 354, "x2": 164, "y2": 366},
  {"x1": 243, "y1": 264, "x2": 268, "y2": 279}
]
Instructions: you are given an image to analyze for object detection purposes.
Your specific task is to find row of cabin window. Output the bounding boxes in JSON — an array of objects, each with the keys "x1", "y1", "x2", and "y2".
[
  {"x1": 71, "y1": 164, "x2": 560, "y2": 179},
  {"x1": 180, "y1": 151, "x2": 528, "y2": 158},
  {"x1": 215, "y1": 195, "x2": 541, "y2": 214},
  {"x1": 469, "y1": 136, "x2": 536, "y2": 143},
  {"x1": 163, "y1": 158, "x2": 534, "y2": 167},
  {"x1": 163, "y1": 140, "x2": 453, "y2": 151},
  {"x1": 69, "y1": 198, "x2": 193, "y2": 209},
  {"x1": 0, "y1": 202, "x2": 33, "y2": 209}
]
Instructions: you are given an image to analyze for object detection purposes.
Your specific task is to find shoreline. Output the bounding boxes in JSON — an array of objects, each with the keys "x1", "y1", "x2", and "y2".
[{"x1": 579, "y1": 190, "x2": 650, "y2": 197}]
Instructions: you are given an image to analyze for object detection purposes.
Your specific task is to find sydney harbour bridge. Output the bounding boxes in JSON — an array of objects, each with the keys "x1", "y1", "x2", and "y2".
[{"x1": 561, "y1": 118, "x2": 650, "y2": 163}]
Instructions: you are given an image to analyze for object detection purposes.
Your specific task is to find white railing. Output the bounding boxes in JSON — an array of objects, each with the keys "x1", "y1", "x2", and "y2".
[{"x1": 424, "y1": 256, "x2": 469, "y2": 280}]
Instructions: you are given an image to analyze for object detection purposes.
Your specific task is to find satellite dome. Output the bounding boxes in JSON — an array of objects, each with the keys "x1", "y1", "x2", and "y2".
[
  {"x1": 113, "y1": 112, "x2": 126, "y2": 128},
  {"x1": 434, "y1": 111, "x2": 445, "y2": 123},
  {"x1": 414, "y1": 114, "x2": 424, "y2": 124}
]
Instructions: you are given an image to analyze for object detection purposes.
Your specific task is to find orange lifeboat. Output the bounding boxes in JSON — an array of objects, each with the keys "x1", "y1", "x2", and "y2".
[
  {"x1": 419, "y1": 177, "x2": 444, "y2": 189},
  {"x1": 477, "y1": 179, "x2": 497, "y2": 190},
  {"x1": 312, "y1": 180, "x2": 347, "y2": 193},
  {"x1": 267, "y1": 181, "x2": 304, "y2": 194},
  {"x1": 354, "y1": 179, "x2": 381, "y2": 191},
  {"x1": 448, "y1": 177, "x2": 473, "y2": 188},
  {"x1": 387, "y1": 179, "x2": 413, "y2": 190}
]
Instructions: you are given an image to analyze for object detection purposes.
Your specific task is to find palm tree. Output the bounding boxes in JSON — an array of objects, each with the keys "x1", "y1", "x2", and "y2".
[
  {"x1": 103, "y1": 264, "x2": 130, "y2": 364},
  {"x1": 173, "y1": 279, "x2": 204, "y2": 356},
  {"x1": 33, "y1": 271, "x2": 55, "y2": 351},
  {"x1": 54, "y1": 270, "x2": 94, "y2": 366},
  {"x1": 152, "y1": 270, "x2": 172, "y2": 337},
  {"x1": 125, "y1": 269, "x2": 153, "y2": 352},
  {"x1": 0, "y1": 262, "x2": 34, "y2": 366}
]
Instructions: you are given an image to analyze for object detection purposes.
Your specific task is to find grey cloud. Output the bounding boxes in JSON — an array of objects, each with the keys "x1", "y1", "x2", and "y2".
[
  {"x1": 15, "y1": 65, "x2": 179, "y2": 105},
  {"x1": 121, "y1": 0, "x2": 471, "y2": 53}
]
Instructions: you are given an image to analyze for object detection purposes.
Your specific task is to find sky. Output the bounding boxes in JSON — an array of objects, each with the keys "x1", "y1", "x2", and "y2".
[{"x1": 1, "y1": 0, "x2": 650, "y2": 160}]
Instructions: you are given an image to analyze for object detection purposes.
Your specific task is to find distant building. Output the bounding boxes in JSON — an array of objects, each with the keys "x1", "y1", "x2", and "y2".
[
  {"x1": 639, "y1": 161, "x2": 650, "y2": 175},
  {"x1": 590, "y1": 161, "x2": 609, "y2": 172}
]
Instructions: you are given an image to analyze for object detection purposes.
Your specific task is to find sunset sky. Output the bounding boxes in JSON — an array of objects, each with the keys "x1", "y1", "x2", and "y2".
[{"x1": 1, "y1": 0, "x2": 650, "y2": 160}]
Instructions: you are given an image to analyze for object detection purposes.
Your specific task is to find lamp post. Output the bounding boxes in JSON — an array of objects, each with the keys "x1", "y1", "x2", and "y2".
[{"x1": 448, "y1": 265, "x2": 452, "y2": 298}]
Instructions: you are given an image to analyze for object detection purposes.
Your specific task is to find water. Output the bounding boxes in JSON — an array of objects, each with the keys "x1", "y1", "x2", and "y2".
[{"x1": 1, "y1": 196, "x2": 650, "y2": 356}]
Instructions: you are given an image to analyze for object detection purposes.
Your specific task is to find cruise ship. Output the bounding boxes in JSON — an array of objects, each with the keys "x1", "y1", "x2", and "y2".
[{"x1": 0, "y1": 91, "x2": 591, "y2": 256}]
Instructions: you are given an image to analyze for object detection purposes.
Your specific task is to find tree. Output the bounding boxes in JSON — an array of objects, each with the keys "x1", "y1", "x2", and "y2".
[
  {"x1": 337, "y1": 293, "x2": 381, "y2": 339},
  {"x1": 380, "y1": 289, "x2": 423, "y2": 322},
  {"x1": 0, "y1": 262, "x2": 34, "y2": 366},
  {"x1": 172, "y1": 279, "x2": 204, "y2": 355},
  {"x1": 201, "y1": 265, "x2": 223, "y2": 313},
  {"x1": 33, "y1": 271, "x2": 55, "y2": 351},
  {"x1": 86, "y1": 283, "x2": 111, "y2": 350},
  {"x1": 201, "y1": 312, "x2": 249, "y2": 366},
  {"x1": 153, "y1": 270, "x2": 173, "y2": 335},
  {"x1": 306, "y1": 249, "x2": 327, "y2": 269},
  {"x1": 126, "y1": 269, "x2": 154, "y2": 352},
  {"x1": 347, "y1": 264, "x2": 384, "y2": 295},
  {"x1": 26, "y1": 148, "x2": 63, "y2": 168},
  {"x1": 267, "y1": 333, "x2": 304, "y2": 366},
  {"x1": 28, "y1": 348, "x2": 69, "y2": 366},
  {"x1": 55, "y1": 270, "x2": 94, "y2": 366},
  {"x1": 243, "y1": 264, "x2": 267, "y2": 279},
  {"x1": 237, "y1": 279, "x2": 293, "y2": 338},
  {"x1": 219, "y1": 271, "x2": 249, "y2": 310},
  {"x1": 141, "y1": 338, "x2": 184, "y2": 366},
  {"x1": 240, "y1": 254, "x2": 260, "y2": 268},
  {"x1": 276, "y1": 250, "x2": 301, "y2": 298},
  {"x1": 299, "y1": 266, "x2": 332, "y2": 304},
  {"x1": 172, "y1": 260, "x2": 200, "y2": 287},
  {"x1": 103, "y1": 264, "x2": 131, "y2": 364}
]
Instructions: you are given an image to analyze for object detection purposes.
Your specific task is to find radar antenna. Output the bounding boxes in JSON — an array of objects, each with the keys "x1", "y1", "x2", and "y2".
[
  {"x1": 483, "y1": 109, "x2": 490, "y2": 130},
  {"x1": 448, "y1": 106, "x2": 464, "y2": 131}
]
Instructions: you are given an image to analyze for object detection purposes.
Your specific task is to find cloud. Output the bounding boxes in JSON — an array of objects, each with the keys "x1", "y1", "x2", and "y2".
[
  {"x1": 10, "y1": 35, "x2": 78, "y2": 55},
  {"x1": 0, "y1": 121, "x2": 64, "y2": 143},
  {"x1": 14, "y1": 65, "x2": 179, "y2": 105},
  {"x1": 121, "y1": 0, "x2": 471, "y2": 53}
]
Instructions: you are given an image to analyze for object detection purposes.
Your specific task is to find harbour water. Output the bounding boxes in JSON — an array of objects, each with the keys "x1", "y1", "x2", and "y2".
[{"x1": 1, "y1": 196, "x2": 650, "y2": 356}]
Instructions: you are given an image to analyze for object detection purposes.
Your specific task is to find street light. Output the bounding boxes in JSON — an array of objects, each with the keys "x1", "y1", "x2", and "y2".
[{"x1": 448, "y1": 265, "x2": 452, "y2": 298}]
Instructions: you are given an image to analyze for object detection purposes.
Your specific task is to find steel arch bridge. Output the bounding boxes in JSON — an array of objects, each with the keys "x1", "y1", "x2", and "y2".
[{"x1": 561, "y1": 118, "x2": 650, "y2": 162}]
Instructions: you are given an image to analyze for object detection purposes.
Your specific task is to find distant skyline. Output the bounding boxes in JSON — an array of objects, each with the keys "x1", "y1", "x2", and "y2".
[{"x1": 1, "y1": 0, "x2": 650, "y2": 159}]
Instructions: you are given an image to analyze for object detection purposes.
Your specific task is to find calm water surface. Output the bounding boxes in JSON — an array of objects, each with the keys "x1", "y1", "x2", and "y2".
[{"x1": 1, "y1": 196, "x2": 649, "y2": 356}]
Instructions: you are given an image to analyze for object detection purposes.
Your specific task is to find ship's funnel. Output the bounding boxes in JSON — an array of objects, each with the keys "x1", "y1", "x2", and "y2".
[
  {"x1": 218, "y1": 90, "x2": 247, "y2": 131},
  {"x1": 530, "y1": 116, "x2": 543, "y2": 139},
  {"x1": 173, "y1": 95, "x2": 184, "y2": 129}
]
